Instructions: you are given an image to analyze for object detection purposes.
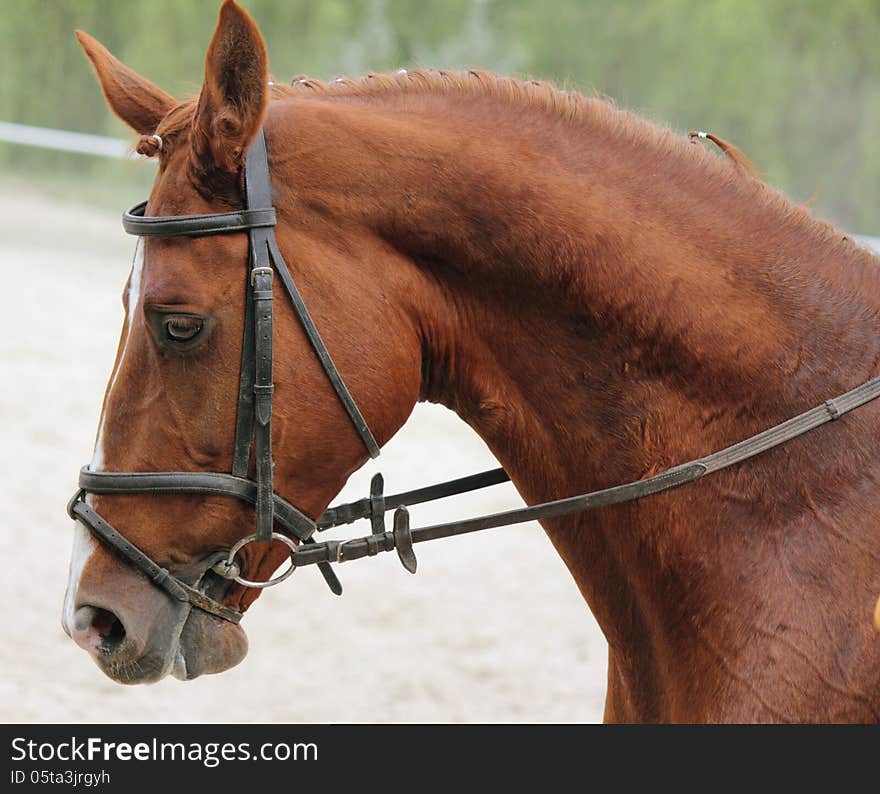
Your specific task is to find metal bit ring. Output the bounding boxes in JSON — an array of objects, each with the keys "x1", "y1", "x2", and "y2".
[{"x1": 218, "y1": 531, "x2": 298, "y2": 588}]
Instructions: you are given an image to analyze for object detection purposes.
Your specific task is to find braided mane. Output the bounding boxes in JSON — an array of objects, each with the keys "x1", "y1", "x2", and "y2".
[{"x1": 149, "y1": 67, "x2": 756, "y2": 180}]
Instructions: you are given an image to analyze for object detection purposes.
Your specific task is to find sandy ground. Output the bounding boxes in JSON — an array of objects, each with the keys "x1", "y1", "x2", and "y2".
[{"x1": 0, "y1": 187, "x2": 609, "y2": 723}]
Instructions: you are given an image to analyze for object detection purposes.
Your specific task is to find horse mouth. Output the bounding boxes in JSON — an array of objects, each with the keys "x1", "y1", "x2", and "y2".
[
  {"x1": 84, "y1": 616, "x2": 248, "y2": 684},
  {"x1": 71, "y1": 580, "x2": 250, "y2": 685},
  {"x1": 93, "y1": 642, "x2": 172, "y2": 685},
  {"x1": 171, "y1": 611, "x2": 249, "y2": 681}
]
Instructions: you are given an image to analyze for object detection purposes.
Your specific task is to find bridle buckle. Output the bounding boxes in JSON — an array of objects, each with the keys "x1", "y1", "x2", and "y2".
[
  {"x1": 251, "y1": 265, "x2": 273, "y2": 286},
  {"x1": 66, "y1": 488, "x2": 86, "y2": 520}
]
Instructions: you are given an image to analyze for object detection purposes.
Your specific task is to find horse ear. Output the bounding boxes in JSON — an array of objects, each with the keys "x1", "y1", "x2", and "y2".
[
  {"x1": 75, "y1": 31, "x2": 175, "y2": 135},
  {"x1": 191, "y1": 0, "x2": 268, "y2": 176}
]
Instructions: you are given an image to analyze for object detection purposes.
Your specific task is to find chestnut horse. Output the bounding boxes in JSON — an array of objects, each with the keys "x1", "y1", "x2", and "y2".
[{"x1": 64, "y1": 1, "x2": 880, "y2": 721}]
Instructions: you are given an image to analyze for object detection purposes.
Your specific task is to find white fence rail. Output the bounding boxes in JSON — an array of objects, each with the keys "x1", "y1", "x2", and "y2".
[{"x1": 0, "y1": 121, "x2": 131, "y2": 159}]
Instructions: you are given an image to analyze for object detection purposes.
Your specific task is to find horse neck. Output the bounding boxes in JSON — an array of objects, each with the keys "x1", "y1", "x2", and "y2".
[
  {"x1": 286, "y1": 91, "x2": 880, "y2": 653},
  {"x1": 318, "y1": 92, "x2": 880, "y2": 480}
]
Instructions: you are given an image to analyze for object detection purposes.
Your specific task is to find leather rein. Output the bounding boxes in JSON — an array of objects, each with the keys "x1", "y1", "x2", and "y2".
[{"x1": 67, "y1": 128, "x2": 880, "y2": 625}]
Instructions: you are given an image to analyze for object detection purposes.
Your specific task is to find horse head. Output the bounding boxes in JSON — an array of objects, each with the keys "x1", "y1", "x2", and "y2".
[{"x1": 63, "y1": 0, "x2": 422, "y2": 682}]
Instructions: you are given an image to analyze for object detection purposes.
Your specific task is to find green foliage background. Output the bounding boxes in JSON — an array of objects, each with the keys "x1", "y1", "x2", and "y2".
[{"x1": 1, "y1": 0, "x2": 878, "y2": 229}]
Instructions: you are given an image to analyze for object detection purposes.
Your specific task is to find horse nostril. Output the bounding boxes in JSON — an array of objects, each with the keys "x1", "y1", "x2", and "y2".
[{"x1": 70, "y1": 605, "x2": 127, "y2": 652}]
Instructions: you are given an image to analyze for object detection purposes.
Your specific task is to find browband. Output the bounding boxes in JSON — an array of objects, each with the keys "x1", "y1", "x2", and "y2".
[{"x1": 122, "y1": 200, "x2": 277, "y2": 237}]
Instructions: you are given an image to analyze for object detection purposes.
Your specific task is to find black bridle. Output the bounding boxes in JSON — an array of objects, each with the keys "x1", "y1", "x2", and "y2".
[
  {"x1": 68, "y1": 128, "x2": 880, "y2": 626},
  {"x1": 68, "y1": 129, "x2": 377, "y2": 623}
]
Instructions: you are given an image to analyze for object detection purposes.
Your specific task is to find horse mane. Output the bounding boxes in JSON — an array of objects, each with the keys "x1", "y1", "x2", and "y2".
[
  {"x1": 688, "y1": 129, "x2": 761, "y2": 176},
  {"x1": 148, "y1": 68, "x2": 756, "y2": 179},
  {"x1": 282, "y1": 68, "x2": 597, "y2": 123}
]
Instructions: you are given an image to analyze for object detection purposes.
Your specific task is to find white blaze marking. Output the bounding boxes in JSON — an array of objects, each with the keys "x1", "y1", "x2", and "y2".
[{"x1": 63, "y1": 241, "x2": 145, "y2": 630}]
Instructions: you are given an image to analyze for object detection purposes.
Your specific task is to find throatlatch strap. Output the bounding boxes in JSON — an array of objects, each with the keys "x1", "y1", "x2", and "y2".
[{"x1": 267, "y1": 234, "x2": 381, "y2": 459}]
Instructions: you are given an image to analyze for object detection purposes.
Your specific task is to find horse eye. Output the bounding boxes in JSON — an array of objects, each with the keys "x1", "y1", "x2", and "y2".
[{"x1": 163, "y1": 316, "x2": 204, "y2": 343}]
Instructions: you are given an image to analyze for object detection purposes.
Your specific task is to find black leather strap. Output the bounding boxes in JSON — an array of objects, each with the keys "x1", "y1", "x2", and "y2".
[
  {"x1": 74, "y1": 472, "x2": 342, "y2": 596},
  {"x1": 244, "y1": 131, "x2": 278, "y2": 543},
  {"x1": 369, "y1": 473, "x2": 385, "y2": 535},
  {"x1": 70, "y1": 500, "x2": 243, "y2": 624},
  {"x1": 252, "y1": 260, "x2": 275, "y2": 542},
  {"x1": 78, "y1": 467, "x2": 315, "y2": 541},
  {"x1": 123, "y1": 201, "x2": 276, "y2": 237},
  {"x1": 231, "y1": 272, "x2": 257, "y2": 478},
  {"x1": 267, "y1": 233, "x2": 381, "y2": 459},
  {"x1": 318, "y1": 467, "x2": 510, "y2": 529},
  {"x1": 294, "y1": 374, "x2": 880, "y2": 572}
]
